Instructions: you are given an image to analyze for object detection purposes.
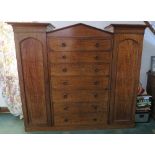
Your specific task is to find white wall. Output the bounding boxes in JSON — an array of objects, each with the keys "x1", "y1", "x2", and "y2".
[
  {"x1": 0, "y1": 21, "x2": 155, "y2": 107},
  {"x1": 140, "y1": 28, "x2": 155, "y2": 88},
  {"x1": 51, "y1": 21, "x2": 145, "y2": 29},
  {"x1": 51, "y1": 21, "x2": 107, "y2": 29}
]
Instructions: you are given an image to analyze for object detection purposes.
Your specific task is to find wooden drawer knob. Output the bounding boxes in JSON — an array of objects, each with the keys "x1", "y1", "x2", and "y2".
[
  {"x1": 92, "y1": 105, "x2": 98, "y2": 110},
  {"x1": 62, "y1": 55, "x2": 67, "y2": 59},
  {"x1": 62, "y1": 68, "x2": 67, "y2": 72},
  {"x1": 94, "y1": 81, "x2": 99, "y2": 85},
  {"x1": 94, "y1": 93, "x2": 98, "y2": 98},
  {"x1": 64, "y1": 118, "x2": 68, "y2": 122},
  {"x1": 63, "y1": 94, "x2": 68, "y2": 99},
  {"x1": 94, "y1": 55, "x2": 99, "y2": 60},
  {"x1": 94, "y1": 68, "x2": 99, "y2": 72},
  {"x1": 95, "y1": 43, "x2": 100, "y2": 48},
  {"x1": 93, "y1": 118, "x2": 97, "y2": 121},
  {"x1": 62, "y1": 43, "x2": 66, "y2": 47},
  {"x1": 64, "y1": 106, "x2": 69, "y2": 110},
  {"x1": 63, "y1": 81, "x2": 68, "y2": 85}
]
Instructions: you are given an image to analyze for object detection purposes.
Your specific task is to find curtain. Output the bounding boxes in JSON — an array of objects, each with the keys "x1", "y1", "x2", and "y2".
[{"x1": 0, "y1": 22, "x2": 23, "y2": 119}]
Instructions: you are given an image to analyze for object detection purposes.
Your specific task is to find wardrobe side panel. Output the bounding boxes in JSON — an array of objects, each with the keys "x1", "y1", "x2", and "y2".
[
  {"x1": 20, "y1": 38, "x2": 48, "y2": 125},
  {"x1": 110, "y1": 34, "x2": 144, "y2": 124},
  {"x1": 12, "y1": 27, "x2": 52, "y2": 129}
]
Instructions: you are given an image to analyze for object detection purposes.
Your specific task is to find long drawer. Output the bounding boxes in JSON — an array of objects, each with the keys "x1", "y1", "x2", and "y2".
[
  {"x1": 52, "y1": 90, "x2": 109, "y2": 102},
  {"x1": 54, "y1": 112, "x2": 107, "y2": 126},
  {"x1": 53, "y1": 102, "x2": 107, "y2": 114},
  {"x1": 48, "y1": 51, "x2": 112, "y2": 63},
  {"x1": 48, "y1": 38, "x2": 112, "y2": 51},
  {"x1": 51, "y1": 76, "x2": 109, "y2": 90},
  {"x1": 50, "y1": 63, "x2": 110, "y2": 76}
]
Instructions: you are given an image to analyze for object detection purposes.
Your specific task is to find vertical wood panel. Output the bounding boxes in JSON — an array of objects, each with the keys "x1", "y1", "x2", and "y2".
[
  {"x1": 20, "y1": 38, "x2": 48, "y2": 125},
  {"x1": 114, "y1": 39, "x2": 139, "y2": 122}
]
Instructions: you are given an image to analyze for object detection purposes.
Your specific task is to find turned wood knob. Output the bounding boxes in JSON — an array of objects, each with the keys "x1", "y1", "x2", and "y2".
[
  {"x1": 62, "y1": 68, "x2": 67, "y2": 72},
  {"x1": 63, "y1": 81, "x2": 68, "y2": 85},
  {"x1": 94, "y1": 55, "x2": 99, "y2": 60},
  {"x1": 94, "y1": 81, "x2": 99, "y2": 85},
  {"x1": 64, "y1": 106, "x2": 69, "y2": 110},
  {"x1": 93, "y1": 118, "x2": 97, "y2": 121},
  {"x1": 63, "y1": 94, "x2": 68, "y2": 99},
  {"x1": 64, "y1": 118, "x2": 68, "y2": 122},
  {"x1": 95, "y1": 43, "x2": 100, "y2": 47},
  {"x1": 62, "y1": 43, "x2": 66, "y2": 47},
  {"x1": 94, "y1": 68, "x2": 99, "y2": 72},
  {"x1": 94, "y1": 93, "x2": 98, "y2": 98},
  {"x1": 92, "y1": 105, "x2": 98, "y2": 110},
  {"x1": 62, "y1": 55, "x2": 67, "y2": 59}
]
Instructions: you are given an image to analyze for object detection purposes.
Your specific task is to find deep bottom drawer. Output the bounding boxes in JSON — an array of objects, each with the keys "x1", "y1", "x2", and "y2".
[{"x1": 54, "y1": 112, "x2": 107, "y2": 126}]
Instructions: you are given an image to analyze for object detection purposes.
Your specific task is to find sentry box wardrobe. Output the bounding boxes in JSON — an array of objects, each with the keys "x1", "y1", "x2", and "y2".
[{"x1": 9, "y1": 22, "x2": 146, "y2": 131}]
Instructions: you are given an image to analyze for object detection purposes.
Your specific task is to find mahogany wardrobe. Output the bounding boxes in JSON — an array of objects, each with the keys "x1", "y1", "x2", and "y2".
[{"x1": 9, "y1": 22, "x2": 146, "y2": 131}]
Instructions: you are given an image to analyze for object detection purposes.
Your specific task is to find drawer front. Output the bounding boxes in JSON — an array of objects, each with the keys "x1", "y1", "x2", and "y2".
[
  {"x1": 48, "y1": 51, "x2": 112, "y2": 63},
  {"x1": 50, "y1": 63, "x2": 110, "y2": 76},
  {"x1": 53, "y1": 102, "x2": 107, "y2": 114},
  {"x1": 54, "y1": 112, "x2": 107, "y2": 126},
  {"x1": 52, "y1": 90, "x2": 109, "y2": 102},
  {"x1": 48, "y1": 38, "x2": 112, "y2": 51},
  {"x1": 51, "y1": 76, "x2": 109, "y2": 90}
]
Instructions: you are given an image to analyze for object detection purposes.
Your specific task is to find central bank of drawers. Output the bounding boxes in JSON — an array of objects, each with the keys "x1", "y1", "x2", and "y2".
[{"x1": 48, "y1": 37, "x2": 112, "y2": 126}]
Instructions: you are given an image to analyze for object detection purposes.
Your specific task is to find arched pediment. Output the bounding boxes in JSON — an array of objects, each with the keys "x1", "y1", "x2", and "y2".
[{"x1": 47, "y1": 23, "x2": 113, "y2": 37}]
